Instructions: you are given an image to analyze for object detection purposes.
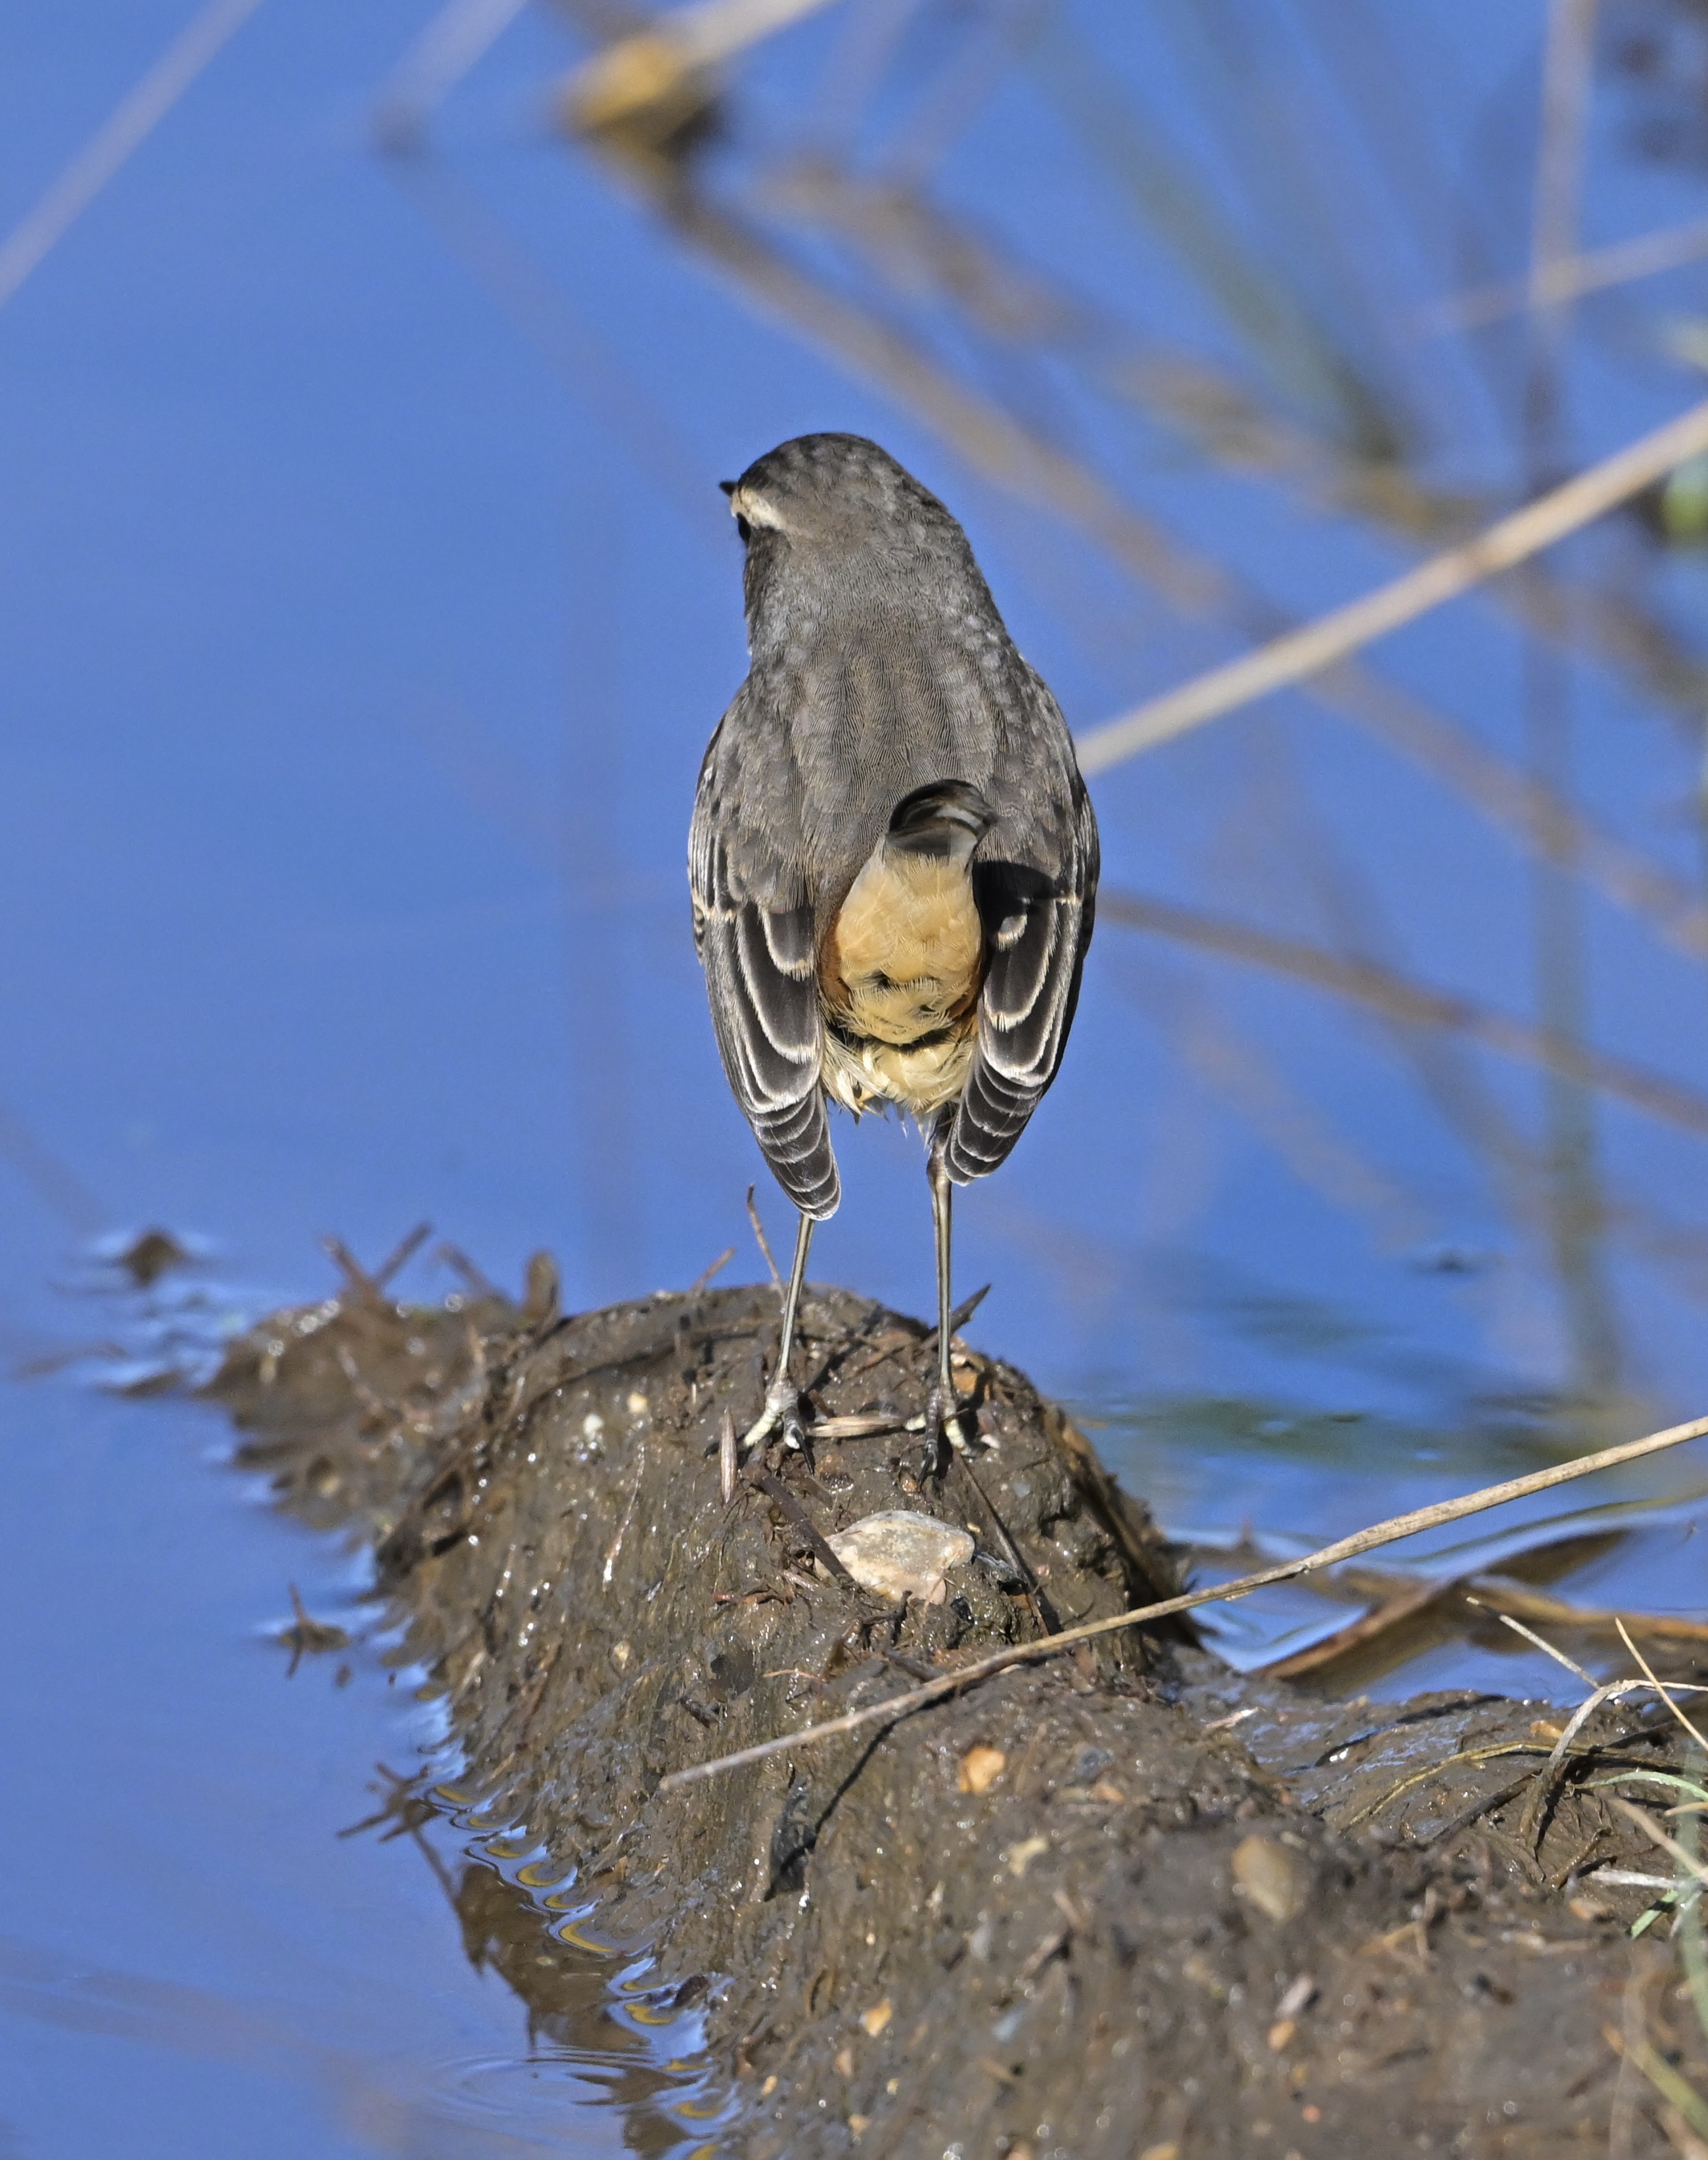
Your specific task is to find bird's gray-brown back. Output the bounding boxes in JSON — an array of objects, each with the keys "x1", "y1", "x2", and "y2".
[{"x1": 691, "y1": 433, "x2": 1097, "y2": 1216}]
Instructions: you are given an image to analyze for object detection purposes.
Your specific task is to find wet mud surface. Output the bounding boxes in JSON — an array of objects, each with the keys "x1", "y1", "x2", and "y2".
[{"x1": 211, "y1": 1272, "x2": 1708, "y2": 2158}]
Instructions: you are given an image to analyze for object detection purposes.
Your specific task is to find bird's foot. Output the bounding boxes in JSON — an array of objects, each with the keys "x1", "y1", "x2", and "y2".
[
  {"x1": 740, "y1": 1376, "x2": 807, "y2": 1457},
  {"x1": 923, "y1": 1385, "x2": 971, "y2": 1475}
]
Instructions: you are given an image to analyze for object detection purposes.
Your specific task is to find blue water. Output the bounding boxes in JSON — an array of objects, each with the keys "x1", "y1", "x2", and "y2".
[{"x1": 4, "y1": 1, "x2": 1707, "y2": 2150}]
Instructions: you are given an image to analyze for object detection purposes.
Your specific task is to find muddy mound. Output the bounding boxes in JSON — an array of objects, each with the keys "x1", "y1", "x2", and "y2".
[{"x1": 212, "y1": 1269, "x2": 1705, "y2": 2157}]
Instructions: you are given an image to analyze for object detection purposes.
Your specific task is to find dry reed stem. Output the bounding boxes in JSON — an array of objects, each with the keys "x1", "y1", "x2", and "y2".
[
  {"x1": 1417, "y1": 213, "x2": 1708, "y2": 335},
  {"x1": 1607, "y1": 1796, "x2": 1708, "y2": 1890},
  {"x1": 1530, "y1": 0, "x2": 1598, "y2": 331},
  {"x1": 574, "y1": 0, "x2": 839, "y2": 82},
  {"x1": 1481, "y1": 1603, "x2": 1596, "y2": 1684},
  {"x1": 373, "y1": 0, "x2": 530, "y2": 145},
  {"x1": 685, "y1": 1244, "x2": 737, "y2": 1295},
  {"x1": 1076, "y1": 396, "x2": 1708, "y2": 772},
  {"x1": 661, "y1": 1412, "x2": 1708, "y2": 1789},
  {"x1": 1618, "y1": 1617, "x2": 1708, "y2": 1759},
  {"x1": 1101, "y1": 888, "x2": 1708, "y2": 1137},
  {"x1": 745, "y1": 1185, "x2": 783, "y2": 1294},
  {"x1": 1519, "y1": 1678, "x2": 1703, "y2": 1848},
  {"x1": 0, "y1": 0, "x2": 267, "y2": 314}
]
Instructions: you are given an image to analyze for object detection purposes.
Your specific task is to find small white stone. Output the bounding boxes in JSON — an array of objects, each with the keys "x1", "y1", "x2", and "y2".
[{"x1": 825, "y1": 1511, "x2": 975, "y2": 1602}]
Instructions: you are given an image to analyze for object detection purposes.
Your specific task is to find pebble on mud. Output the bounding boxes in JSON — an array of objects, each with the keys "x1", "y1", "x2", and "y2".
[
  {"x1": 825, "y1": 1511, "x2": 975, "y2": 1602},
  {"x1": 1232, "y1": 1834, "x2": 1308, "y2": 1924},
  {"x1": 958, "y1": 1743, "x2": 1007, "y2": 1795},
  {"x1": 860, "y1": 1998, "x2": 893, "y2": 2036}
]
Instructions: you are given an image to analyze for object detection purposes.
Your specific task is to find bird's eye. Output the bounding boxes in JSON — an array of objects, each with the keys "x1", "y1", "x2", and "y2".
[{"x1": 735, "y1": 515, "x2": 752, "y2": 544}]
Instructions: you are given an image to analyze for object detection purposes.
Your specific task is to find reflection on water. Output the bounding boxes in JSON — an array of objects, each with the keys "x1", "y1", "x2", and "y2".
[
  {"x1": 344, "y1": 1784, "x2": 735, "y2": 2157},
  {"x1": 0, "y1": 1242, "x2": 731, "y2": 2160},
  {"x1": 1091, "y1": 1389, "x2": 1708, "y2": 1695}
]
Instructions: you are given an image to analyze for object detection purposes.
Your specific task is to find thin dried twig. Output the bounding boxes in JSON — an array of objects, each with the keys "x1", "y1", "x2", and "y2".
[
  {"x1": 1617, "y1": 1617, "x2": 1708, "y2": 1758},
  {"x1": 743, "y1": 1457, "x2": 863, "y2": 1593},
  {"x1": 1341, "y1": 1739, "x2": 1579, "y2": 1835},
  {"x1": 745, "y1": 1186, "x2": 783, "y2": 1294},
  {"x1": 919, "y1": 1284, "x2": 990, "y2": 1353},
  {"x1": 0, "y1": 0, "x2": 267, "y2": 315},
  {"x1": 570, "y1": 0, "x2": 842, "y2": 94},
  {"x1": 1416, "y1": 212, "x2": 1708, "y2": 335},
  {"x1": 373, "y1": 0, "x2": 530, "y2": 148},
  {"x1": 1607, "y1": 1796, "x2": 1708, "y2": 1890},
  {"x1": 659, "y1": 1412, "x2": 1708, "y2": 1789},
  {"x1": 1523, "y1": 1679, "x2": 1655, "y2": 1844},
  {"x1": 322, "y1": 1236, "x2": 382, "y2": 1304},
  {"x1": 1076, "y1": 396, "x2": 1708, "y2": 772},
  {"x1": 373, "y1": 1221, "x2": 432, "y2": 1291},
  {"x1": 1521, "y1": 1676, "x2": 1708, "y2": 1851},
  {"x1": 1471, "y1": 1601, "x2": 1596, "y2": 1686},
  {"x1": 436, "y1": 1242, "x2": 500, "y2": 1300},
  {"x1": 687, "y1": 1244, "x2": 737, "y2": 1295}
]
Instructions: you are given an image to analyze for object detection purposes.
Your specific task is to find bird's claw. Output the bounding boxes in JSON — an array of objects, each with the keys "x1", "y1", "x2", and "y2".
[
  {"x1": 740, "y1": 1376, "x2": 806, "y2": 1457},
  {"x1": 923, "y1": 1386, "x2": 970, "y2": 1476}
]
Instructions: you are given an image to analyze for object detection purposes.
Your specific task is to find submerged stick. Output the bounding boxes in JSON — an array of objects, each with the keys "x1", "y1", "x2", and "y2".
[{"x1": 660, "y1": 1411, "x2": 1708, "y2": 1791}]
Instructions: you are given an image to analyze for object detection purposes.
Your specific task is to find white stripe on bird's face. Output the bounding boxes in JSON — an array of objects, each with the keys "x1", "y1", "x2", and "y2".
[{"x1": 727, "y1": 484, "x2": 784, "y2": 530}]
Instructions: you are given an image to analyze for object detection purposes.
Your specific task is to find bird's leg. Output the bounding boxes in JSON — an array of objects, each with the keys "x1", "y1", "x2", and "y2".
[
  {"x1": 741, "y1": 1209, "x2": 813, "y2": 1455},
  {"x1": 925, "y1": 1131, "x2": 967, "y2": 1468}
]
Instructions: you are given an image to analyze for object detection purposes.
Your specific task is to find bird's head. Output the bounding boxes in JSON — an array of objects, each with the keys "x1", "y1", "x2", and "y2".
[{"x1": 718, "y1": 434, "x2": 979, "y2": 644}]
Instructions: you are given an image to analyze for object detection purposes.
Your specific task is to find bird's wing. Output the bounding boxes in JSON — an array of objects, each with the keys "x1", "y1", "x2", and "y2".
[
  {"x1": 943, "y1": 763, "x2": 1097, "y2": 1185},
  {"x1": 690, "y1": 722, "x2": 840, "y2": 1218}
]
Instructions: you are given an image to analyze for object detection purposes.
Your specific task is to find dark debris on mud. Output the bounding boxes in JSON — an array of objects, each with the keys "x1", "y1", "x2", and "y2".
[{"x1": 209, "y1": 1264, "x2": 1707, "y2": 2159}]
